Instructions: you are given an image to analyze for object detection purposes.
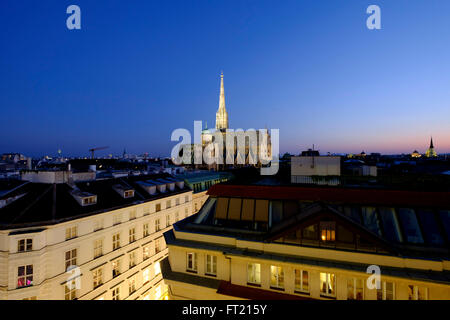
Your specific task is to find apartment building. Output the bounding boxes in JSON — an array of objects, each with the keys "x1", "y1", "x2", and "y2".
[
  {"x1": 162, "y1": 183, "x2": 450, "y2": 300},
  {"x1": 0, "y1": 173, "x2": 193, "y2": 300}
]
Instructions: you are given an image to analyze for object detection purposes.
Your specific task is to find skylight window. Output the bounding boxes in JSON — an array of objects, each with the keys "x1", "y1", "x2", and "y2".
[
  {"x1": 416, "y1": 209, "x2": 444, "y2": 246},
  {"x1": 379, "y1": 207, "x2": 403, "y2": 243},
  {"x1": 361, "y1": 207, "x2": 382, "y2": 237},
  {"x1": 397, "y1": 208, "x2": 424, "y2": 244}
]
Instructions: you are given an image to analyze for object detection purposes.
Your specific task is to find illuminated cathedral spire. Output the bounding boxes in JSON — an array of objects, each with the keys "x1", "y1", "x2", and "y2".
[
  {"x1": 215, "y1": 72, "x2": 229, "y2": 130},
  {"x1": 425, "y1": 136, "x2": 437, "y2": 158}
]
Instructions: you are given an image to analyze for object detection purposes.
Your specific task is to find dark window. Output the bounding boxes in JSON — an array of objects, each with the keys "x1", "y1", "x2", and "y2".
[
  {"x1": 416, "y1": 210, "x2": 444, "y2": 246},
  {"x1": 302, "y1": 224, "x2": 318, "y2": 240},
  {"x1": 337, "y1": 225, "x2": 354, "y2": 243},
  {"x1": 343, "y1": 207, "x2": 362, "y2": 223},
  {"x1": 271, "y1": 201, "x2": 283, "y2": 224},
  {"x1": 397, "y1": 208, "x2": 424, "y2": 244},
  {"x1": 379, "y1": 207, "x2": 403, "y2": 243},
  {"x1": 361, "y1": 207, "x2": 382, "y2": 236},
  {"x1": 439, "y1": 210, "x2": 450, "y2": 241}
]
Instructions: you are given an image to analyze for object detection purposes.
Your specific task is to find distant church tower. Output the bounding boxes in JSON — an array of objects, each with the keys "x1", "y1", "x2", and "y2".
[
  {"x1": 425, "y1": 137, "x2": 437, "y2": 157},
  {"x1": 215, "y1": 72, "x2": 229, "y2": 131}
]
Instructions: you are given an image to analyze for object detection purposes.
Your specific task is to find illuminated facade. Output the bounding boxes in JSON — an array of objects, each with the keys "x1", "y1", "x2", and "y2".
[
  {"x1": 201, "y1": 73, "x2": 272, "y2": 168},
  {"x1": 163, "y1": 184, "x2": 450, "y2": 300},
  {"x1": 0, "y1": 174, "x2": 194, "y2": 300},
  {"x1": 215, "y1": 72, "x2": 228, "y2": 131}
]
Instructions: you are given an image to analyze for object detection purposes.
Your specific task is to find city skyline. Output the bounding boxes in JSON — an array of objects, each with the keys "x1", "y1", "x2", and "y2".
[{"x1": 2, "y1": 0, "x2": 450, "y2": 157}]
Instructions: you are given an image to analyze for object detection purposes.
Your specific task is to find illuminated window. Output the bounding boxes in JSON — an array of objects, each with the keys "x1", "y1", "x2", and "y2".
[
  {"x1": 320, "y1": 272, "x2": 336, "y2": 297},
  {"x1": 22, "y1": 296, "x2": 37, "y2": 300},
  {"x1": 143, "y1": 269, "x2": 150, "y2": 284},
  {"x1": 347, "y1": 278, "x2": 364, "y2": 300},
  {"x1": 18, "y1": 239, "x2": 33, "y2": 252},
  {"x1": 143, "y1": 223, "x2": 149, "y2": 237},
  {"x1": 112, "y1": 287, "x2": 120, "y2": 300},
  {"x1": 129, "y1": 277, "x2": 136, "y2": 295},
  {"x1": 320, "y1": 222, "x2": 335, "y2": 242},
  {"x1": 186, "y1": 252, "x2": 198, "y2": 272},
  {"x1": 155, "y1": 285, "x2": 162, "y2": 300},
  {"x1": 112, "y1": 259, "x2": 121, "y2": 278},
  {"x1": 155, "y1": 218, "x2": 161, "y2": 232},
  {"x1": 154, "y1": 261, "x2": 161, "y2": 276},
  {"x1": 129, "y1": 227, "x2": 136, "y2": 243},
  {"x1": 17, "y1": 265, "x2": 33, "y2": 288},
  {"x1": 129, "y1": 251, "x2": 136, "y2": 268},
  {"x1": 377, "y1": 281, "x2": 395, "y2": 300},
  {"x1": 270, "y1": 266, "x2": 284, "y2": 289},
  {"x1": 65, "y1": 280, "x2": 77, "y2": 300},
  {"x1": 166, "y1": 214, "x2": 171, "y2": 227},
  {"x1": 205, "y1": 255, "x2": 217, "y2": 276},
  {"x1": 155, "y1": 238, "x2": 161, "y2": 253},
  {"x1": 294, "y1": 269, "x2": 309, "y2": 293},
  {"x1": 65, "y1": 226, "x2": 77, "y2": 240},
  {"x1": 93, "y1": 268, "x2": 103, "y2": 289},
  {"x1": 112, "y1": 233, "x2": 120, "y2": 250},
  {"x1": 408, "y1": 285, "x2": 427, "y2": 300},
  {"x1": 143, "y1": 246, "x2": 150, "y2": 260},
  {"x1": 175, "y1": 211, "x2": 179, "y2": 222},
  {"x1": 94, "y1": 239, "x2": 103, "y2": 258},
  {"x1": 247, "y1": 263, "x2": 261, "y2": 285},
  {"x1": 175, "y1": 198, "x2": 180, "y2": 206},
  {"x1": 65, "y1": 249, "x2": 77, "y2": 271},
  {"x1": 166, "y1": 200, "x2": 171, "y2": 209},
  {"x1": 156, "y1": 203, "x2": 161, "y2": 212}
]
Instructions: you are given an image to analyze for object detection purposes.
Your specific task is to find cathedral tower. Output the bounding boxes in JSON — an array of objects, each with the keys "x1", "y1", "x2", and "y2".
[{"x1": 215, "y1": 72, "x2": 229, "y2": 130}]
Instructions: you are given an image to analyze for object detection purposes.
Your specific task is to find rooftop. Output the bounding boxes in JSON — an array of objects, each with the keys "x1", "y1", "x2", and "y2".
[
  {"x1": 0, "y1": 173, "x2": 190, "y2": 230},
  {"x1": 169, "y1": 182, "x2": 450, "y2": 262}
]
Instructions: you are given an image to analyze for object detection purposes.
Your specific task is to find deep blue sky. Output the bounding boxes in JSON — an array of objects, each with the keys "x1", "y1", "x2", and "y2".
[{"x1": 1, "y1": 0, "x2": 450, "y2": 158}]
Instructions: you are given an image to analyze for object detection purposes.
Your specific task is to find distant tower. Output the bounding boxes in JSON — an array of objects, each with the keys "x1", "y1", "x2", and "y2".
[
  {"x1": 215, "y1": 72, "x2": 229, "y2": 131},
  {"x1": 425, "y1": 137, "x2": 437, "y2": 157}
]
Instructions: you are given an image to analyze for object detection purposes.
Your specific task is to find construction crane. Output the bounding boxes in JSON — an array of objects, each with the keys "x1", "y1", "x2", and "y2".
[{"x1": 89, "y1": 146, "x2": 109, "y2": 159}]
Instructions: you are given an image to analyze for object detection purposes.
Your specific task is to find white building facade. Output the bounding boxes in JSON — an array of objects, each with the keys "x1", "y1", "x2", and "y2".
[{"x1": 0, "y1": 175, "x2": 193, "y2": 300}]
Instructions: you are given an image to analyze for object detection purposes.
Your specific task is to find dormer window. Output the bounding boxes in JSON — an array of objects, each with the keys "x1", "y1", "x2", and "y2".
[
  {"x1": 112, "y1": 185, "x2": 135, "y2": 199},
  {"x1": 320, "y1": 221, "x2": 336, "y2": 242},
  {"x1": 71, "y1": 190, "x2": 97, "y2": 207},
  {"x1": 124, "y1": 190, "x2": 134, "y2": 198},
  {"x1": 82, "y1": 196, "x2": 96, "y2": 206}
]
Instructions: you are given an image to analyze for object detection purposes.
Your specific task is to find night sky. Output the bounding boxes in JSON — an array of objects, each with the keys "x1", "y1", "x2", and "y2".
[{"x1": 1, "y1": 0, "x2": 450, "y2": 158}]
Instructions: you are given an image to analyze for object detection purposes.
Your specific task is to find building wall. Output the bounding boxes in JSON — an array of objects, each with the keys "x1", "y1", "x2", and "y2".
[
  {"x1": 0, "y1": 191, "x2": 194, "y2": 300},
  {"x1": 192, "y1": 191, "x2": 208, "y2": 214},
  {"x1": 166, "y1": 236, "x2": 450, "y2": 300},
  {"x1": 291, "y1": 156, "x2": 341, "y2": 176}
]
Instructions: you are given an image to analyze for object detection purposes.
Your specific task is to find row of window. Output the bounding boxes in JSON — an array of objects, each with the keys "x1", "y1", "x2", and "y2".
[
  {"x1": 65, "y1": 260, "x2": 163, "y2": 300},
  {"x1": 17, "y1": 230, "x2": 167, "y2": 289},
  {"x1": 19, "y1": 252, "x2": 164, "y2": 300},
  {"x1": 246, "y1": 262, "x2": 428, "y2": 300},
  {"x1": 17, "y1": 210, "x2": 185, "y2": 254},
  {"x1": 64, "y1": 207, "x2": 189, "y2": 242},
  {"x1": 184, "y1": 253, "x2": 429, "y2": 300}
]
